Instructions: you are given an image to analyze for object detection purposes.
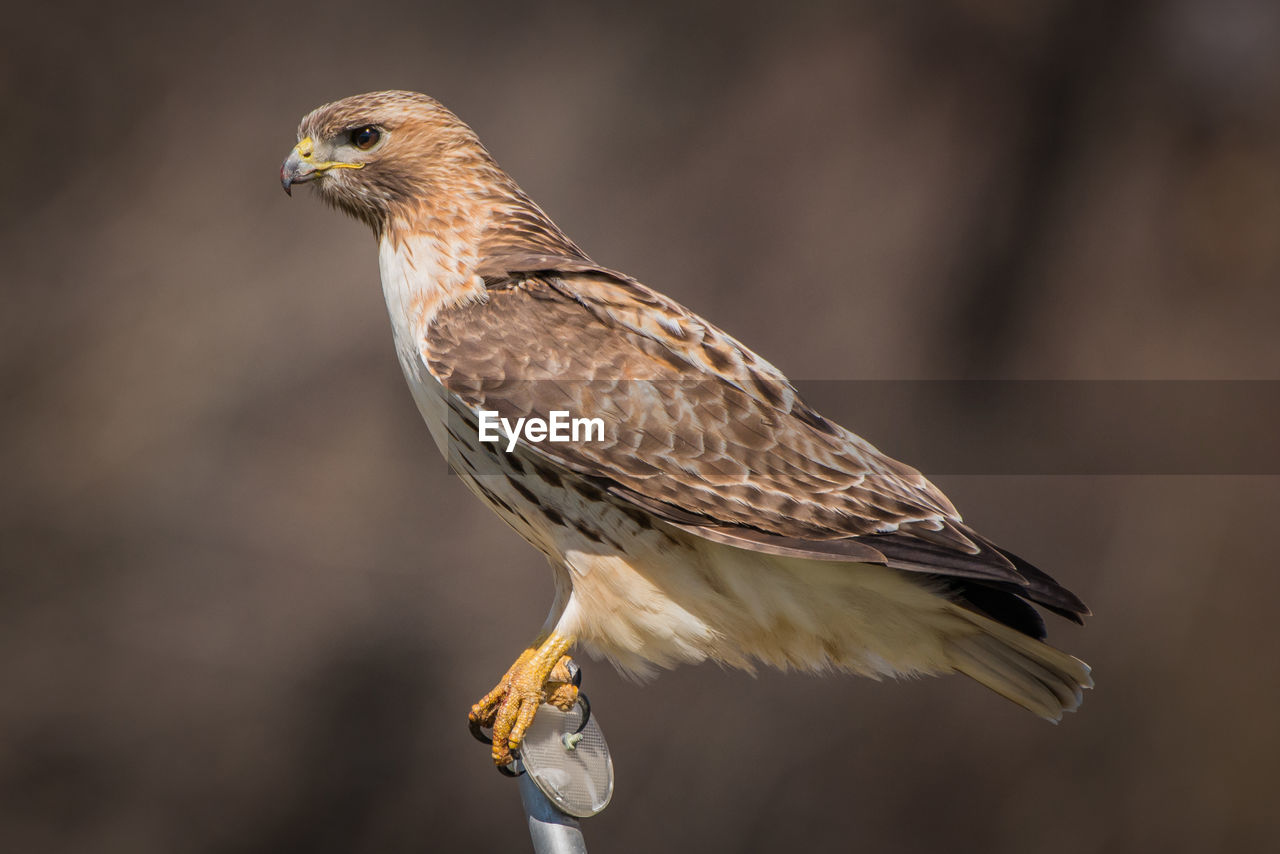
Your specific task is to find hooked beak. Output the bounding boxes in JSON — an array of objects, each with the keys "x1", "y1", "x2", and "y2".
[
  {"x1": 281, "y1": 136, "x2": 364, "y2": 196},
  {"x1": 280, "y1": 137, "x2": 316, "y2": 196}
]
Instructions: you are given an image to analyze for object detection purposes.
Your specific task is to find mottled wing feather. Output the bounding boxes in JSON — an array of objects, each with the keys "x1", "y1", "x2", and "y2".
[
  {"x1": 427, "y1": 272, "x2": 949, "y2": 535},
  {"x1": 424, "y1": 262, "x2": 1088, "y2": 619}
]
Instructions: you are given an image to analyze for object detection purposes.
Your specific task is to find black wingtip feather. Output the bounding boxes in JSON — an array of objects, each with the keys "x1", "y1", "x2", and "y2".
[
  {"x1": 990, "y1": 543, "x2": 1091, "y2": 618},
  {"x1": 931, "y1": 577, "x2": 1049, "y2": 639}
]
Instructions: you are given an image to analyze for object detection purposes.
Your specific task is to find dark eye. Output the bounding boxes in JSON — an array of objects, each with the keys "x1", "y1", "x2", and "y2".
[{"x1": 351, "y1": 126, "x2": 381, "y2": 150}]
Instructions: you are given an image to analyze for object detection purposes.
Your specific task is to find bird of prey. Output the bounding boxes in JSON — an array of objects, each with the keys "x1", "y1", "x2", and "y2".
[{"x1": 281, "y1": 90, "x2": 1092, "y2": 768}]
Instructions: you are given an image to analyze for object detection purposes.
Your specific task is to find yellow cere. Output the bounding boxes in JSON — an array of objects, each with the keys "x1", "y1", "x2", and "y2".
[{"x1": 293, "y1": 135, "x2": 364, "y2": 171}]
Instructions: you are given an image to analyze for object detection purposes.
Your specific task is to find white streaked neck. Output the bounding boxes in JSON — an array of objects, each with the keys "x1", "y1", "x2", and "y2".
[{"x1": 377, "y1": 225, "x2": 487, "y2": 356}]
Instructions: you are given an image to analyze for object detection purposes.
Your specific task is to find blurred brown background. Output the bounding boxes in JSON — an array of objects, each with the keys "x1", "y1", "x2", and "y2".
[{"x1": 3, "y1": 1, "x2": 1279, "y2": 851}]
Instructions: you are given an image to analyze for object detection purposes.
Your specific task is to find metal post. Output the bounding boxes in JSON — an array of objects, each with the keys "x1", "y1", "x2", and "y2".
[
  {"x1": 489, "y1": 688, "x2": 613, "y2": 853},
  {"x1": 517, "y1": 770, "x2": 589, "y2": 854}
]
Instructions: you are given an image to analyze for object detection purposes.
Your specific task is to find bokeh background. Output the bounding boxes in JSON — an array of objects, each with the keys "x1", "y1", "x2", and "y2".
[{"x1": 4, "y1": 1, "x2": 1280, "y2": 851}]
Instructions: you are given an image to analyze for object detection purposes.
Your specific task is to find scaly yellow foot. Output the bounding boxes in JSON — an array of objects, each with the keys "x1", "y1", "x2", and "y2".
[{"x1": 468, "y1": 632, "x2": 577, "y2": 767}]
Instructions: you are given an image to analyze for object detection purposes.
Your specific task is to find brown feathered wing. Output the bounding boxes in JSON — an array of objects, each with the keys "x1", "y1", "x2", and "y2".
[{"x1": 424, "y1": 255, "x2": 1088, "y2": 638}]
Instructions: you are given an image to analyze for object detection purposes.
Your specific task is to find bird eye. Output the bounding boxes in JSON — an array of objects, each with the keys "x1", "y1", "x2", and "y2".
[{"x1": 351, "y1": 126, "x2": 381, "y2": 150}]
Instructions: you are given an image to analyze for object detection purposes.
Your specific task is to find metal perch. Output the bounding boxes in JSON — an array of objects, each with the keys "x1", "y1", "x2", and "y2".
[{"x1": 475, "y1": 671, "x2": 614, "y2": 853}]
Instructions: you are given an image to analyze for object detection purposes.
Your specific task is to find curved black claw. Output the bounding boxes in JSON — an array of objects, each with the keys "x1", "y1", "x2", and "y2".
[
  {"x1": 469, "y1": 717, "x2": 493, "y2": 746},
  {"x1": 573, "y1": 690, "x2": 592, "y2": 735},
  {"x1": 496, "y1": 757, "x2": 524, "y2": 778}
]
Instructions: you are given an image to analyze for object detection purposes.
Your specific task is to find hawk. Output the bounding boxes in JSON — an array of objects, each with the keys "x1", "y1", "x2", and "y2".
[{"x1": 281, "y1": 91, "x2": 1091, "y2": 767}]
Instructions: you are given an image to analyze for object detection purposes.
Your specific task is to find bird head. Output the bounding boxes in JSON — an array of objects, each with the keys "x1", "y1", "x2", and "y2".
[{"x1": 281, "y1": 90, "x2": 491, "y2": 233}]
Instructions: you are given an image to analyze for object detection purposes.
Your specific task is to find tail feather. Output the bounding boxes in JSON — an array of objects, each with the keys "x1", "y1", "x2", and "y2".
[{"x1": 946, "y1": 606, "x2": 1093, "y2": 721}]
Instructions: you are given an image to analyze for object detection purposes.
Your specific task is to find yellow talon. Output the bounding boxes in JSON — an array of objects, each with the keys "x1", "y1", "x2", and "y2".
[{"x1": 468, "y1": 633, "x2": 577, "y2": 766}]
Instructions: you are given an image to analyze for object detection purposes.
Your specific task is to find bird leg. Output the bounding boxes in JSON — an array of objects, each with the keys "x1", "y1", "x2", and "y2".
[{"x1": 468, "y1": 632, "x2": 577, "y2": 767}]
